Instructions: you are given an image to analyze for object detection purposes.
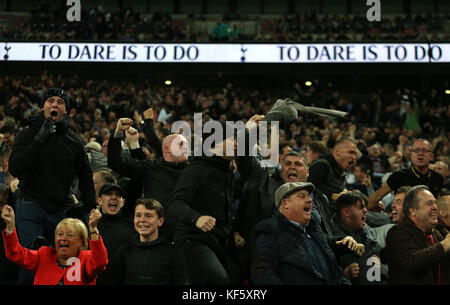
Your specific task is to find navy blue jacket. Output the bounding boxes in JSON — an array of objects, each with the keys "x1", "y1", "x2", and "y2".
[{"x1": 251, "y1": 210, "x2": 351, "y2": 285}]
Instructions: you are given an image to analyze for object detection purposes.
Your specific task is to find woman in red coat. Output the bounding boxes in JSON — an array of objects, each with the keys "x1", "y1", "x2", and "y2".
[{"x1": 1, "y1": 205, "x2": 108, "y2": 285}]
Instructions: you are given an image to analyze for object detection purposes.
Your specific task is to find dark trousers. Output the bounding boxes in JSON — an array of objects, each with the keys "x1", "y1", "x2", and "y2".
[
  {"x1": 15, "y1": 199, "x2": 66, "y2": 247},
  {"x1": 177, "y1": 239, "x2": 231, "y2": 285}
]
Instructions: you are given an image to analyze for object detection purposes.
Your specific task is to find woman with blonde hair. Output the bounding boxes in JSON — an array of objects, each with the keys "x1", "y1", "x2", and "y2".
[{"x1": 1, "y1": 205, "x2": 108, "y2": 285}]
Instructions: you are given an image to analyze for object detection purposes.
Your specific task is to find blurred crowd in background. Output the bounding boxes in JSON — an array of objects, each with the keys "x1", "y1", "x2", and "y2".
[{"x1": 0, "y1": 1, "x2": 449, "y2": 42}]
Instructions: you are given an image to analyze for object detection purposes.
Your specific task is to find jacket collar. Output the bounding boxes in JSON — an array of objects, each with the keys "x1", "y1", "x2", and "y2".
[
  {"x1": 131, "y1": 234, "x2": 168, "y2": 247},
  {"x1": 160, "y1": 157, "x2": 187, "y2": 169},
  {"x1": 411, "y1": 166, "x2": 431, "y2": 178},
  {"x1": 401, "y1": 217, "x2": 435, "y2": 235},
  {"x1": 324, "y1": 153, "x2": 345, "y2": 177},
  {"x1": 193, "y1": 156, "x2": 232, "y2": 171}
]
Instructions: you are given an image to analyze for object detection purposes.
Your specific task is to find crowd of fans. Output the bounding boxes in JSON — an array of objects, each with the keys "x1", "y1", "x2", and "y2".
[
  {"x1": 0, "y1": 2, "x2": 449, "y2": 42},
  {"x1": 0, "y1": 72, "x2": 448, "y2": 164},
  {"x1": 0, "y1": 69, "x2": 449, "y2": 285}
]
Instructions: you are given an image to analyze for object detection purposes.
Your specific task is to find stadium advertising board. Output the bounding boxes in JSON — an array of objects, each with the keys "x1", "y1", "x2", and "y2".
[{"x1": 1, "y1": 42, "x2": 448, "y2": 63}]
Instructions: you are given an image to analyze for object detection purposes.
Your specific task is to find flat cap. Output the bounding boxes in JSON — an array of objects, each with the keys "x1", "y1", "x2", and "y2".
[{"x1": 275, "y1": 182, "x2": 315, "y2": 208}]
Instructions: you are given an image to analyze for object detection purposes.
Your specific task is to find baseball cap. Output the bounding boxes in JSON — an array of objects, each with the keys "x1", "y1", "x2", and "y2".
[{"x1": 98, "y1": 183, "x2": 123, "y2": 197}]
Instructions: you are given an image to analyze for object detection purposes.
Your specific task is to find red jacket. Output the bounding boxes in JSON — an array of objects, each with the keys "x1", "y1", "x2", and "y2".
[{"x1": 3, "y1": 229, "x2": 108, "y2": 285}]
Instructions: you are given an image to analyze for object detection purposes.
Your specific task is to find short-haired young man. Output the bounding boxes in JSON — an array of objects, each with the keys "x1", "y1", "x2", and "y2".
[{"x1": 108, "y1": 199, "x2": 189, "y2": 284}]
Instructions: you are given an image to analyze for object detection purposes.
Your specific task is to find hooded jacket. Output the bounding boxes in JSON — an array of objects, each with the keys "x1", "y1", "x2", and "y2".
[
  {"x1": 108, "y1": 235, "x2": 189, "y2": 285},
  {"x1": 9, "y1": 114, "x2": 95, "y2": 213}
]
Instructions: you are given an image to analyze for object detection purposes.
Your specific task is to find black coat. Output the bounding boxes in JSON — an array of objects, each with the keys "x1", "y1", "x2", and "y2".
[
  {"x1": 107, "y1": 136, "x2": 186, "y2": 208},
  {"x1": 308, "y1": 154, "x2": 346, "y2": 215},
  {"x1": 251, "y1": 210, "x2": 350, "y2": 285},
  {"x1": 96, "y1": 212, "x2": 136, "y2": 285},
  {"x1": 9, "y1": 115, "x2": 95, "y2": 212},
  {"x1": 107, "y1": 235, "x2": 189, "y2": 285},
  {"x1": 332, "y1": 219, "x2": 382, "y2": 285},
  {"x1": 234, "y1": 155, "x2": 283, "y2": 243},
  {"x1": 166, "y1": 156, "x2": 234, "y2": 255}
]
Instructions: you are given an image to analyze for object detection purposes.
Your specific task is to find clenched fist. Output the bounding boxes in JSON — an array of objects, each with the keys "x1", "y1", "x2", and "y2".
[
  {"x1": 196, "y1": 215, "x2": 216, "y2": 232},
  {"x1": 344, "y1": 262, "x2": 360, "y2": 279},
  {"x1": 116, "y1": 118, "x2": 133, "y2": 132},
  {"x1": 88, "y1": 208, "x2": 102, "y2": 230},
  {"x1": 1, "y1": 205, "x2": 15, "y2": 232}
]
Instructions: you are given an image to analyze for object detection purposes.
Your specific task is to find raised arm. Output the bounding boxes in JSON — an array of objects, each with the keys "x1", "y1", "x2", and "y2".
[
  {"x1": 107, "y1": 118, "x2": 148, "y2": 179},
  {"x1": 84, "y1": 209, "x2": 108, "y2": 281},
  {"x1": 367, "y1": 183, "x2": 391, "y2": 211},
  {"x1": 140, "y1": 108, "x2": 163, "y2": 158},
  {"x1": 1, "y1": 205, "x2": 39, "y2": 272}
]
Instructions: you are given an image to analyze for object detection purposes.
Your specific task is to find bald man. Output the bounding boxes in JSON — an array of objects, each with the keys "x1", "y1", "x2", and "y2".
[{"x1": 107, "y1": 118, "x2": 190, "y2": 240}]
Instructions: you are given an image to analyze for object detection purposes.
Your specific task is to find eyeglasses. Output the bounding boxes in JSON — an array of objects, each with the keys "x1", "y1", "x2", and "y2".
[{"x1": 411, "y1": 148, "x2": 432, "y2": 153}]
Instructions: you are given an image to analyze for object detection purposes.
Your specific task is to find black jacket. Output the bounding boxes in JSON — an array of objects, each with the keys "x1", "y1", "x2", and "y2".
[
  {"x1": 308, "y1": 154, "x2": 346, "y2": 216},
  {"x1": 96, "y1": 212, "x2": 136, "y2": 285},
  {"x1": 107, "y1": 136, "x2": 186, "y2": 208},
  {"x1": 234, "y1": 155, "x2": 283, "y2": 243},
  {"x1": 332, "y1": 219, "x2": 382, "y2": 285},
  {"x1": 9, "y1": 115, "x2": 95, "y2": 213},
  {"x1": 166, "y1": 156, "x2": 234, "y2": 254},
  {"x1": 108, "y1": 235, "x2": 189, "y2": 284},
  {"x1": 251, "y1": 210, "x2": 350, "y2": 285}
]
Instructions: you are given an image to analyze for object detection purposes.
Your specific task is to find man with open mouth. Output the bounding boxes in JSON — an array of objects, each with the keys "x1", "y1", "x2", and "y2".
[
  {"x1": 390, "y1": 186, "x2": 411, "y2": 224},
  {"x1": 252, "y1": 182, "x2": 365, "y2": 285},
  {"x1": 8, "y1": 87, "x2": 97, "y2": 284},
  {"x1": 107, "y1": 115, "x2": 190, "y2": 241},
  {"x1": 386, "y1": 185, "x2": 450, "y2": 284},
  {"x1": 95, "y1": 183, "x2": 135, "y2": 284},
  {"x1": 333, "y1": 192, "x2": 382, "y2": 285}
]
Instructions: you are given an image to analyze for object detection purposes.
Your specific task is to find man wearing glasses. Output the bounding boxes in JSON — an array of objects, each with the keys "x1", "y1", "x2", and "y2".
[{"x1": 367, "y1": 139, "x2": 443, "y2": 211}]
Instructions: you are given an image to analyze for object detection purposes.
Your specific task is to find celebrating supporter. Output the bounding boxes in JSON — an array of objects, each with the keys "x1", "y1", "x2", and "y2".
[{"x1": 2, "y1": 205, "x2": 108, "y2": 285}]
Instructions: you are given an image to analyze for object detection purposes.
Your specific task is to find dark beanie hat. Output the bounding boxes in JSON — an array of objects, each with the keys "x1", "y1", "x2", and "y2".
[{"x1": 41, "y1": 87, "x2": 70, "y2": 109}]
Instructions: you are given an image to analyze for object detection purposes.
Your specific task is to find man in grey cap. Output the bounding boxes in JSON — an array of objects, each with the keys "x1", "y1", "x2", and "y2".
[{"x1": 251, "y1": 182, "x2": 364, "y2": 285}]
